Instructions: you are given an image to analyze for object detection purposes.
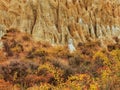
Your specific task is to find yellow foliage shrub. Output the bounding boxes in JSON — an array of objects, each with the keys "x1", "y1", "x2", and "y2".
[{"x1": 93, "y1": 51, "x2": 109, "y2": 65}]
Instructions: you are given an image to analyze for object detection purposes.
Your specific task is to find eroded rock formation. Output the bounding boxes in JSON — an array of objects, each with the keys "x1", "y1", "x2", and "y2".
[{"x1": 0, "y1": 0, "x2": 120, "y2": 46}]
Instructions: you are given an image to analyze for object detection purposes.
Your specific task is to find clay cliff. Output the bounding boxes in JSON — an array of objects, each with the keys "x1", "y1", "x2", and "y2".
[{"x1": 0, "y1": 0, "x2": 120, "y2": 46}]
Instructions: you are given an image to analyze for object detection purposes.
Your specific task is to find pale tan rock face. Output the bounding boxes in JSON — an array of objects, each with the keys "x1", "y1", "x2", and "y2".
[{"x1": 0, "y1": 0, "x2": 120, "y2": 46}]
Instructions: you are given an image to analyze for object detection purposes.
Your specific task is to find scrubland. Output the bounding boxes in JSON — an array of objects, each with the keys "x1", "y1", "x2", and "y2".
[{"x1": 0, "y1": 29, "x2": 119, "y2": 90}]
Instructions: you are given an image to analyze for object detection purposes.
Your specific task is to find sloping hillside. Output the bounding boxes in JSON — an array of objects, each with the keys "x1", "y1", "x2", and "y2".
[{"x1": 0, "y1": 27, "x2": 119, "y2": 90}]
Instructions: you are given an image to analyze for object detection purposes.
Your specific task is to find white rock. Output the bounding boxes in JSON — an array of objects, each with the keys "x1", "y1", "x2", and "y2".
[
  {"x1": 78, "y1": 18, "x2": 83, "y2": 24},
  {"x1": 68, "y1": 39, "x2": 76, "y2": 53}
]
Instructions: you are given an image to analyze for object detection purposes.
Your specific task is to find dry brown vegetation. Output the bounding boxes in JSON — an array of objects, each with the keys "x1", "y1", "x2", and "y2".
[{"x1": 0, "y1": 29, "x2": 120, "y2": 90}]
